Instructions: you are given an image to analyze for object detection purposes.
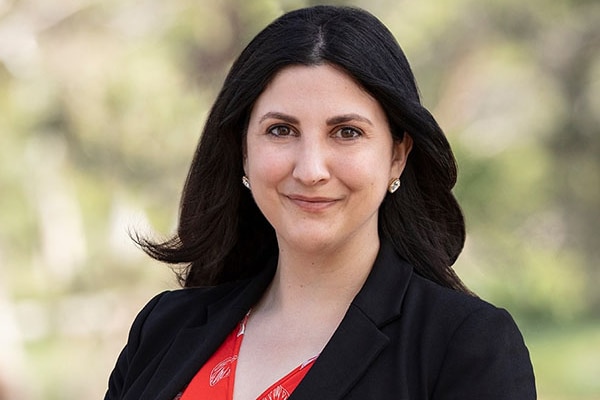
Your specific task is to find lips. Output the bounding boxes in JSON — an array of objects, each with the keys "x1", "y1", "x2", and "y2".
[{"x1": 286, "y1": 194, "x2": 339, "y2": 212}]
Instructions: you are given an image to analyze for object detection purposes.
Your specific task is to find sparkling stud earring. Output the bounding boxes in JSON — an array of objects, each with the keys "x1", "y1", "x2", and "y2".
[
  {"x1": 388, "y1": 178, "x2": 401, "y2": 193},
  {"x1": 242, "y1": 175, "x2": 251, "y2": 190}
]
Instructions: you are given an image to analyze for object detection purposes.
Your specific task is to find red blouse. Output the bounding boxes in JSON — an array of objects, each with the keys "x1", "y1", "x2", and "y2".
[{"x1": 178, "y1": 312, "x2": 317, "y2": 400}]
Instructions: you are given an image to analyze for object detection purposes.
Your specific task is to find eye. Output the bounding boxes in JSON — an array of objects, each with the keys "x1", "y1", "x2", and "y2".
[
  {"x1": 333, "y1": 127, "x2": 362, "y2": 140},
  {"x1": 267, "y1": 125, "x2": 295, "y2": 137}
]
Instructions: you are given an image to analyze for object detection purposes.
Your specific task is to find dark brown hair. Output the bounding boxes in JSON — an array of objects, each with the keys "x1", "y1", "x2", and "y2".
[{"x1": 136, "y1": 5, "x2": 470, "y2": 293}]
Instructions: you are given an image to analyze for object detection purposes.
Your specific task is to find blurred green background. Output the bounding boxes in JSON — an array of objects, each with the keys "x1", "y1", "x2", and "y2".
[{"x1": 0, "y1": 0, "x2": 598, "y2": 398}]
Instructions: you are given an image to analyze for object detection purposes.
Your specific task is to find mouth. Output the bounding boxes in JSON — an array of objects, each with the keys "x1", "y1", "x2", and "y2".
[{"x1": 286, "y1": 194, "x2": 339, "y2": 212}]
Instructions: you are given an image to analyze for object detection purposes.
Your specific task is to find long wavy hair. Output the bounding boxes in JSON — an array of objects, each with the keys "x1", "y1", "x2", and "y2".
[{"x1": 136, "y1": 5, "x2": 471, "y2": 293}]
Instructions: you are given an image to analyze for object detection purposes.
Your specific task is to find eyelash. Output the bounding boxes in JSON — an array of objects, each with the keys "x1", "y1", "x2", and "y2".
[
  {"x1": 267, "y1": 125, "x2": 296, "y2": 137},
  {"x1": 333, "y1": 127, "x2": 362, "y2": 139},
  {"x1": 266, "y1": 125, "x2": 363, "y2": 140}
]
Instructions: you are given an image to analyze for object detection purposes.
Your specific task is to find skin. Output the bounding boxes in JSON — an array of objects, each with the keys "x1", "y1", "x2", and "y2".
[{"x1": 235, "y1": 64, "x2": 412, "y2": 400}]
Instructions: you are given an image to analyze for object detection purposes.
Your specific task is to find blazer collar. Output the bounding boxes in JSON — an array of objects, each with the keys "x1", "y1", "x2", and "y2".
[
  {"x1": 140, "y1": 260, "x2": 277, "y2": 400},
  {"x1": 290, "y1": 241, "x2": 413, "y2": 399},
  {"x1": 352, "y1": 240, "x2": 413, "y2": 326}
]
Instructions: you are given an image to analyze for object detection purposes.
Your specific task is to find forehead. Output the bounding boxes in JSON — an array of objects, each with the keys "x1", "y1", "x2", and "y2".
[{"x1": 250, "y1": 64, "x2": 383, "y2": 118}]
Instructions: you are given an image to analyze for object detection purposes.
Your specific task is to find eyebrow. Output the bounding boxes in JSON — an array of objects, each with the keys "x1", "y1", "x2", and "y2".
[
  {"x1": 326, "y1": 113, "x2": 373, "y2": 126},
  {"x1": 259, "y1": 112, "x2": 299, "y2": 125},
  {"x1": 259, "y1": 112, "x2": 373, "y2": 126}
]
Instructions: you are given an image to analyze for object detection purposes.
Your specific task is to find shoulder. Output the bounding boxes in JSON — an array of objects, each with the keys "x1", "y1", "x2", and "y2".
[
  {"x1": 404, "y1": 272, "x2": 511, "y2": 330},
  {"x1": 402, "y1": 273, "x2": 531, "y2": 362},
  {"x1": 402, "y1": 274, "x2": 536, "y2": 398},
  {"x1": 147, "y1": 281, "x2": 244, "y2": 316},
  {"x1": 105, "y1": 280, "x2": 253, "y2": 399},
  {"x1": 132, "y1": 279, "x2": 249, "y2": 338}
]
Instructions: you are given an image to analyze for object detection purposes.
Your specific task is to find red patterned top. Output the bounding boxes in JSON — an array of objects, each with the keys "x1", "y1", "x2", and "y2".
[{"x1": 178, "y1": 312, "x2": 317, "y2": 400}]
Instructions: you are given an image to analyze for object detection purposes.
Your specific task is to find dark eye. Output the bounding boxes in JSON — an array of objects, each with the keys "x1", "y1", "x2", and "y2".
[
  {"x1": 268, "y1": 125, "x2": 294, "y2": 137},
  {"x1": 334, "y1": 127, "x2": 362, "y2": 139}
]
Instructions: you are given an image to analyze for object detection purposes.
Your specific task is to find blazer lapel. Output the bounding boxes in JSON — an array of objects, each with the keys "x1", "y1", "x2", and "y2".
[
  {"x1": 289, "y1": 304, "x2": 390, "y2": 399},
  {"x1": 290, "y1": 241, "x2": 413, "y2": 400},
  {"x1": 139, "y1": 263, "x2": 277, "y2": 400}
]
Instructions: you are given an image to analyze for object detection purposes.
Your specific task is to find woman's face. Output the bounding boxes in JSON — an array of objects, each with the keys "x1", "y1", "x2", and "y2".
[{"x1": 244, "y1": 64, "x2": 412, "y2": 254}]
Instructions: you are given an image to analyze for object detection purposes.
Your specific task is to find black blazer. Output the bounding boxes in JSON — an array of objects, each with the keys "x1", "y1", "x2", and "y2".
[{"x1": 105, "y1": 242, "x2": 536, "y2": 399}]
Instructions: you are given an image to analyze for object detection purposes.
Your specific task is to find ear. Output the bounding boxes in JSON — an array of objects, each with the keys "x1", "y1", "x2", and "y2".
[{"x1": 390, "y1": 133, "x2": 413, "y2": 179}]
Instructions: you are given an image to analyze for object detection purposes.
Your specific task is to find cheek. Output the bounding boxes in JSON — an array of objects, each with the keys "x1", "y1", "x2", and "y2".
[
  {"x1": 247, "y1": 147, "x2": 290, "y2": 185},
  {"x1": 338, "y1": 150, "x2": 392, "y2": 188}
]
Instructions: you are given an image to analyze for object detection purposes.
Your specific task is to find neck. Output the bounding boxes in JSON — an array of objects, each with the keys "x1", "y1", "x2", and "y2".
[{"x1": 258, "y1": 235, "x2": 380, "y2": 317}]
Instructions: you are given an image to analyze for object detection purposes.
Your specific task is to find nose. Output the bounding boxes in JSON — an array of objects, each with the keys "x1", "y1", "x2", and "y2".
[{"x1": 291, "y1": 136, "x2": 331, "y2": 186}]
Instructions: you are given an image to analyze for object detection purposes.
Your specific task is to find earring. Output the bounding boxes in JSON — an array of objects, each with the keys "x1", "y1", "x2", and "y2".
[
  {"x1": 242, "y1": 176, "x2": 251, "y2": 190},
  {"x1": 388, "y1": 178, "x2": 400, "y2": 193}
]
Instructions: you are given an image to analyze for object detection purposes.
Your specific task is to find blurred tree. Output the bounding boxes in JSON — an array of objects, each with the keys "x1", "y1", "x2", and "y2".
[{"x1": 540, "y1": 5, "x2": 600, "y2": 313}]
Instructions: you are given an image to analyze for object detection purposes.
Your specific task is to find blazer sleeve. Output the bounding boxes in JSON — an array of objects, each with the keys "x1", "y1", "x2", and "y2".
[
  {"x1": 104, "y1": 291, "x2": 169, "y2": 400},
  {"x1": 432, "y1": 307, "x2": 536, "y2": 400}
]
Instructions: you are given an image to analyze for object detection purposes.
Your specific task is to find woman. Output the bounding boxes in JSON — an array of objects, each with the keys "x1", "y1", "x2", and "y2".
[{"x1": 105, "y1": 5, "x2": 536, "y2": 400}]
